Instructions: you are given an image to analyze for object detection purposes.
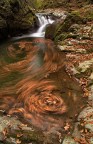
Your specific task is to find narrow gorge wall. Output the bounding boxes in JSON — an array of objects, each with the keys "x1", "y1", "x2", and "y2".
[{"x1": 0, "y1": 0, "x2": 37, "y2": 40}]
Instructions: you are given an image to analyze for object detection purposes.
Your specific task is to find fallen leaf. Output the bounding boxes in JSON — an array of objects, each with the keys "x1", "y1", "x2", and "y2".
[
  {"x1": 64, "y1": 123, "x2": 70, "y2": 131},
  {"x1": 16, "y1": 139, "x2": 21, "y2": 144}
]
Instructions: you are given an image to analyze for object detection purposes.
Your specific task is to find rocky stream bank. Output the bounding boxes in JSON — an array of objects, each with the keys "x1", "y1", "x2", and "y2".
[{"x1": 0, "y1": 0, "x2": 93, "y2": 144}]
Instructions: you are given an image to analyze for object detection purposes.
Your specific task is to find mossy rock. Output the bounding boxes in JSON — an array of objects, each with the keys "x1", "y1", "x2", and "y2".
[
  {"x1": 0, "y1": 16, "x2": 6, "y2": 28},
  {"x1": 55, "y1": 13, "x2": 86, "y2": 35},
  {"x1": 45, "y1": 23, "x2": 57, "y2": 39},
  {"x1": 72, "y1": 5, "x2": 93, "y2": 21},
  {"x1": 0, "y1": 0, "x2": 37, "y2": 40},
  {"x1": 45, "y1": 13, "x2": 86, "y2": 41}
]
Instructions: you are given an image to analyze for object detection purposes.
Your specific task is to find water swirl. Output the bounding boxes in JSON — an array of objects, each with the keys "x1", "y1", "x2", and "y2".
[{"x1": 0, "y1": 38, "x2": 84, "y2": 132}]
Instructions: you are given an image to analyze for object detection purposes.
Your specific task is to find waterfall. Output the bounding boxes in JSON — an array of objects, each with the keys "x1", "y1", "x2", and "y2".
[
  {"x1": 30, "y1": 14, "x2": 54, "y2": 37},
  {"x1": 13, "y1": 13, "x2": 54, "y2": 40}
]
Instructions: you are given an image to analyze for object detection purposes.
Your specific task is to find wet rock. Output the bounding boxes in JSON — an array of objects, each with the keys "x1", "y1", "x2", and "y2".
[
  {"x1": 45, "y1": 10, "x2": 68, "y2": 40},
  {"x1": 71, "y1": 107, "x2": 93, "y2": 144},
  {"x1": 0, "y1": 115, "x2": 21, "y2": 141},
  {"x1": 78, "y1": 107, "x2": 93, "y2": 121},
  {"x1": 0, "y1": 115, "x2": 45, "y2": 144},
  {"x1": 0, "y1": 114, "x2": 64, "y2": 144},
  {"x1": 45, "y1": 4, "x2": 93, "y2": 42},
  {"x1": 72, "y1": 122, "x2": 81, "y2": 140},
  {"x1": 0, "y1": 0, "x2": 37, "y2": 40},
  {"x1": 62, "y1": 136, "x2": 79, "y2": 144},
  {"x1": 69, "y1": 24, "x2": 80, "y2": 33},
  {"x1": 45, "y1": 13, "x2": 86, "y2": 41},
  {"x1": 45, "y1": 22, "x2": 57, "y2": 39}
]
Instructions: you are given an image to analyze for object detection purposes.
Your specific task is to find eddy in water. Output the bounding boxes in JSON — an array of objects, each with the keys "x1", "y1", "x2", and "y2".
[
  {"x1": 0, "y1": 14, "x2": 85, "y2": 137},
  {"x1": 0, "y1": 38, "x2": 85, "y2": 134}
]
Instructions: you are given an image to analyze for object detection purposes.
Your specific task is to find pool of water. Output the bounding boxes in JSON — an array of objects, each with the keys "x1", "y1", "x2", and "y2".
[{"x1": 0, "y1": 37, "x2": 86, "y2": 138}]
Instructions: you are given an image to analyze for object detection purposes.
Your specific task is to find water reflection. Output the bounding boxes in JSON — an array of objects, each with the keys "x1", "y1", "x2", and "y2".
[{"x1": 0, "y1": 38, "x2": 84, "y2": 133}]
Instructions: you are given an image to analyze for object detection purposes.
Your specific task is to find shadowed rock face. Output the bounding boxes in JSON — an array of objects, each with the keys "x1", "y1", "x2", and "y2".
[
  {"x1": 0, "y1": 0, "x2": 37, "y2": 40},
  {"x1": 0, "y1": 38, "x2": 85, "y2": 134}
]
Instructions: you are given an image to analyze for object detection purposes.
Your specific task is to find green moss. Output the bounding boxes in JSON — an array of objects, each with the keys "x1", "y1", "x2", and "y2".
[
  {"x1": 54, "y1": 33, "x2": 68, "y2": 42},
  {"x1": 55, "y1": 32, "x2": 79, "y2": 42},
  {"x1": 35, "y1": 0, "x2": 44, "y2": 9},
  {"x1": 53, "y1": 13, "x2": 85, "y2": 42},
  {"x1": 72, "y1": 5, "x2": 93, "y2": 21},
  {"x1": 34, "y1": 0, "x2": 69, "y2": 9}
]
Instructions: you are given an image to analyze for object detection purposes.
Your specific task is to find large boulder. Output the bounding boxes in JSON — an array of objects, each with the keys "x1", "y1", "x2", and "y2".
[
  {"x1": 45, "y1": 13, "x2": 86, "y2": 41},
  {"x1": 0, "y1": 0, "x2": 37, "y2": 40},
  {"x1": 45, "y1": 4, "x2": 93, "y2": 42}
]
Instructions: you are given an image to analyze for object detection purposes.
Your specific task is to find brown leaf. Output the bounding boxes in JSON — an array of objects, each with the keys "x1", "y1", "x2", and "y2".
[
  {"x1": 16, "y1": 139, "x2": 21, "y2": 144},
  {"x1": 64, "y1": 123, "x2": 70, "y2": 131},
  {"x1": 2, "y1": 128, "x2": 7, "y2": 136},
  {"x1": 17, "y1": 133, "x2": 23, "y2": 138}
]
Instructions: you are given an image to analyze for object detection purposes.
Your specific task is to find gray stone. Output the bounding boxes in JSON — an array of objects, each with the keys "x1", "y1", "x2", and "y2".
[
  {"x1": 78, "y1": 107, "x2": 93, "y2": 120},
  {"x1": 85, "y1": 118, "x2": 93, "y2": 132},
  {"x1": 62, "y1": 136, "x2": 79, "y2": 144},
  {"x1": 77, "y1": 58, "x2": 93, "y2": 73}
]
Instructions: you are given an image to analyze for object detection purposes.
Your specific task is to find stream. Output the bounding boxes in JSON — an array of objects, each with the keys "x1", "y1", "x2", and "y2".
[{"x1": 0, "y1": 13, "x2": 86, "y2": 139}]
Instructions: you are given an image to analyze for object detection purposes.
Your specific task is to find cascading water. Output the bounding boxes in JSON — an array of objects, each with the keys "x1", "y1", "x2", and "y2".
[
  {"x1": 31, "y1": 14, "x2": 54, "y2": 37},
  {"x1": 13, "y1": 13, "x2": 54, "y2": 40}
]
